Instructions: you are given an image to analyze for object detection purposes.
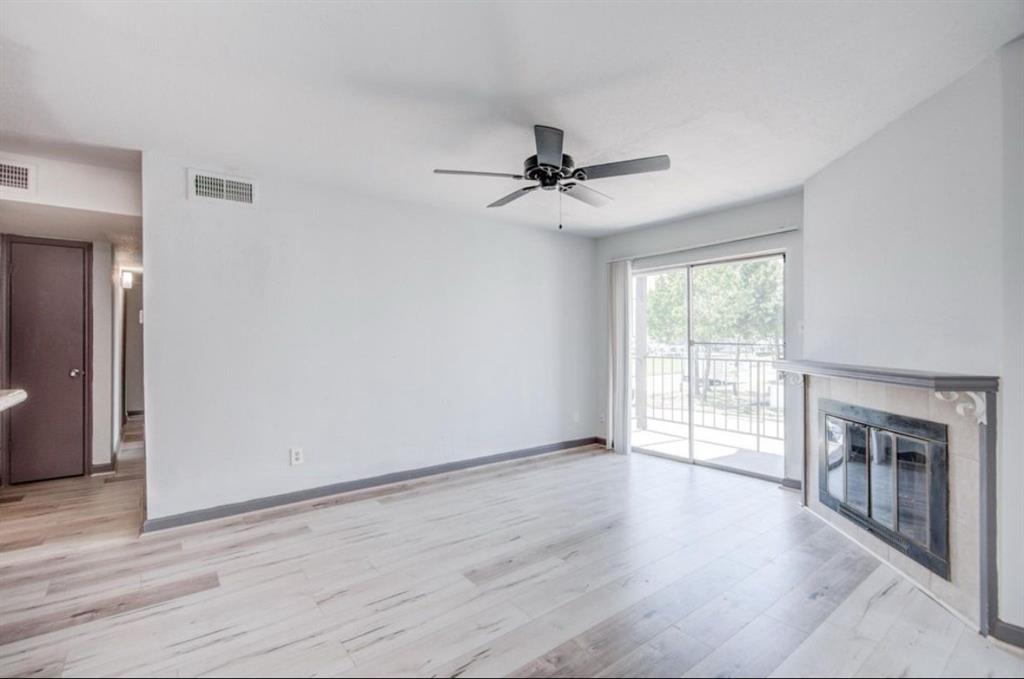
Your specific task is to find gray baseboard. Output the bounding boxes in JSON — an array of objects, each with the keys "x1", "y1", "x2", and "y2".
[
  {"x1": 992, "y1": 618, "x2": 1024, "y2": 649},
  {"x1": 91, "y1": 463, "x2": 115, "y2": 475},
  {"x1": 142, "y1": 436, "x2": 602, "y2": 533},
  {"x1": 781, "y1": 477, "x2": 802, "y2": 491}
]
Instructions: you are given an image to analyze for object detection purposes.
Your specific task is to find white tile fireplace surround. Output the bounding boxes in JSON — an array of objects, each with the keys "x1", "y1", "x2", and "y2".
[{"x1": 775, "y1": 360, "x2": 1006, "y2": 641}]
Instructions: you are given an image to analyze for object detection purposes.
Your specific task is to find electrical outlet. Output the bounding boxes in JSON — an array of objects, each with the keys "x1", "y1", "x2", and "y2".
[{"x1": 289, "y1": 448, "x2": 304, "y2": 466}]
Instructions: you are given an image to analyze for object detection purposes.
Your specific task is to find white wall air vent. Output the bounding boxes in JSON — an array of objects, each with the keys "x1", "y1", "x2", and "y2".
[
  {"x1": 188, "y1": 169, "x2": 256, "y2": 206},
  {"x1": 0, "y1": 159, "x2": 36, "y2": 195}
]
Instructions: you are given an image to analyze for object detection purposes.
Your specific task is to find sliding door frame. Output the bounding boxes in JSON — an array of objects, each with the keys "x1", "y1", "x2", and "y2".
[{"x1": 632, "y1": 251, "x2": 787, "y2": 484}]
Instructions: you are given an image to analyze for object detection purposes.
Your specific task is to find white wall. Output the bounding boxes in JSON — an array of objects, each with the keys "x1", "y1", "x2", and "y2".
[
  {"x1": 594, "y1": 192, "x2": 806, "y2": 482},
  {"x1": 1000, "y1": 34, "x2": 1024, "y2": 635},
  {"x1": 142, "y1": 152, "x2": 599, "y2": 519},
  {"x1": 803, "y1": 40, "x2": 1024, "y2": 626},
  {"x1": 90, "y1": 242, "x2": 114, "y2": 467},
  {"x1": 803, "y1": 63, "x2": 1003, "y2": 372},
  {"x1": 112, "y1": 275, "x2": 125, "y2": 455},
  {"x1": 0, "y1": 151, "x2": 141, "y2": 217}
]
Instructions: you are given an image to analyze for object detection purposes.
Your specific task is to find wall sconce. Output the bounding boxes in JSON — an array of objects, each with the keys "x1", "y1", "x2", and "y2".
[{"x1": 121, "y1": 271, "x2": 134, "y2": 289}]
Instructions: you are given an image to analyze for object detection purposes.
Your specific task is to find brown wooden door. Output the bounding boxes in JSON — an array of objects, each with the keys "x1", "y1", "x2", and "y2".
[{"x1": 5, "y1": 236, "x2": 91, "y2": 483}]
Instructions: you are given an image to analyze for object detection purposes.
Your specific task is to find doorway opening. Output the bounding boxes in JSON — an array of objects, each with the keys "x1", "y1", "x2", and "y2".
[
  {"x1": 631, "y1": 254, "x2": 786, "y2": 481},
  {"x1": 114, "y1": 268, "x2": 145, "y2": 475}
]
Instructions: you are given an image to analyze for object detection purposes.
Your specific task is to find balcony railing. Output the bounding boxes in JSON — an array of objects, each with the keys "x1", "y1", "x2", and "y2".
[{"x1": 631, "y1": 341, "x2": 785, "y2": 452}]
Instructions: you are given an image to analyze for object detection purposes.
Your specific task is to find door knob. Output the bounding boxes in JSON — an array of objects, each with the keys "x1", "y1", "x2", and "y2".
[{"x1": 70, "y1": 368, "x2": 85, "y2": 378}]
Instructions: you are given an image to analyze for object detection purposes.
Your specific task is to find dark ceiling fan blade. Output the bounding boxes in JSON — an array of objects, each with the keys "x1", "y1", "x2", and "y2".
[
  {"x1": 434, "y1": 169, "x2": 525, "y2": 179},
  {"x1": 534, "y1": 125, "x2": 564, "y2": 167},
  {"x1": 560, "y1": 182, "x2": 613, "y2": 207},
  {"x1": 487, "y1": 185, "x2": 540, "y2": 208},
  {"x1": 575, "y1": 154, "x2": 670, "y2": 180}
]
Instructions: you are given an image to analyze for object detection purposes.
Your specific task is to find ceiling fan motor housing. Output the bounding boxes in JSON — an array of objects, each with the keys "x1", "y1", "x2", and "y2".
[{"x1": 524, "y1": 153, "x2": 574, "y2": 189}]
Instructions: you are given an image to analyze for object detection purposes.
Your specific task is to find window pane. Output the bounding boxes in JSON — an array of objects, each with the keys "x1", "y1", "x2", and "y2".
[
  {"x1": 630, "y1": 271, "x2": 689, "y2": 460},
  {"x1": 870, "y1": 430, "x2": 895, "y2": 529},
  {"x1": 825, "y1": 416, "x2": 845, "y2": 502},
  {"x1": 846, "y1": 423, "x2": 869, "y2": 514},
  {"x1": 897, "y1": 437, "x2": 929, "y2": 547},
  {"x1": 690, "y1": 256, "x2": 784, "y2": 346}
]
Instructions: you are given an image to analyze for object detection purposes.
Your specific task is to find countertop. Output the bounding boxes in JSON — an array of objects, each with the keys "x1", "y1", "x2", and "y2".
[{"x1": 0, "y1": 389, "x2": 28, "y2": 413}]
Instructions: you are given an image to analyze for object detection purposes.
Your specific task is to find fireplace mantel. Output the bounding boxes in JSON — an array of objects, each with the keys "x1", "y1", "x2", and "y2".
[{"x1": 774, "y1": 359, "x2": 999, "y2": 392}]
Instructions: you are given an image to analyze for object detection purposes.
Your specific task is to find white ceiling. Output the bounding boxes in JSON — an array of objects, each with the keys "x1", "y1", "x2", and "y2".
[
  {"x1": 1, "y1": 1, "x2": 1021, "y2": 235},
  {"x1": 0, "y1": 133, "x2": 141, "y2": 172}
]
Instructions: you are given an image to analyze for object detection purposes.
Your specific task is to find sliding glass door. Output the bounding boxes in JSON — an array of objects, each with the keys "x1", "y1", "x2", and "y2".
[
  {"x1": 631, "y1": 268, "x2": 690, "y2": 459},
  {"x1": 631, "y1": 254, "x2": 786, "y2": 480}
]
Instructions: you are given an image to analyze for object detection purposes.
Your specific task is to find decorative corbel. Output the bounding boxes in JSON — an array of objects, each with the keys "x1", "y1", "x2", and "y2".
[
  {"x1": 934, "y1": 391, "x2": 988, "y2": 425},
  {"x1": 779, "y1": 370, "x2": 805, "y2": 386}
]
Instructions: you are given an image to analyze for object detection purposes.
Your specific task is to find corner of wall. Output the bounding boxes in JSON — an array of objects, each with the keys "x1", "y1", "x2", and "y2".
[{"x1": 91, "y1": 241, "x2": 114, "y2": 467}]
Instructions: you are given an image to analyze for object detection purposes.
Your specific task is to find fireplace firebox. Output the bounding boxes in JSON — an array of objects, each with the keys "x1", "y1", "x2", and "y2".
[{"x1": 818, "y1": 399, "x2": 949, "y2": 579}]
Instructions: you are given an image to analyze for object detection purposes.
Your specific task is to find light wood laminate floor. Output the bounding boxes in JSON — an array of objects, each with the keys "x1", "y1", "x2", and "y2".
[{"x1": 1, "y1": 445, "x2": 1021, "y2": 678}]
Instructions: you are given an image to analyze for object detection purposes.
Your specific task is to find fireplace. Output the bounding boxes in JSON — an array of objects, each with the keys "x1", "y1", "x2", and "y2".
[
  {"x1": 777, "y1": 358, "x2": 1001, "y2": 637},
  {"x1": 818, "y1": 399, "x2": 949, "y2": 579}
]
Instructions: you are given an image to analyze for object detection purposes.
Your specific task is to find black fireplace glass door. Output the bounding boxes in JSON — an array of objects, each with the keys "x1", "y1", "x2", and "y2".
[
  {"x1": 846, "y1": 423, "x2": 869, "y2": 514},
  {"x1": 825, "y1": 416, "x2": 845, "y2": 502},
  {"x1": 869, "y1": 429, "x2": 895, "y2": 529},
  {"x1": 818, "y1": 399, "x2": 948, "y2": 580},
  {"x1": 897, "y1": 436, "x2": 930, "y2": 548}
]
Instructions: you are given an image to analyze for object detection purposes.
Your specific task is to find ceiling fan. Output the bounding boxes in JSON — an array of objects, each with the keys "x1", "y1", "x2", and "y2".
[{"x1": 434, "y1": 125, "x2": 671, "y2": 215}]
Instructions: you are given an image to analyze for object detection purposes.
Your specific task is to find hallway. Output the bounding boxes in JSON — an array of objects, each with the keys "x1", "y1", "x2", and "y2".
[{"x1": 0, "y1": 421, "x2": 145, "y2": 556}]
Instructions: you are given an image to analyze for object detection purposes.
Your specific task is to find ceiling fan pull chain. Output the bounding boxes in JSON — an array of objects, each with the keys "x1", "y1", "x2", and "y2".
[{"x1": 559, "y1": 188, "x2": 563, "y2": 230}]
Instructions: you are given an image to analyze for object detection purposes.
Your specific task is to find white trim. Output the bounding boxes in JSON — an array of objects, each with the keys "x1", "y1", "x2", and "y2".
[
  {"x1": 607, "y1": 225, "x2": 798, "y2": 264},
  {"x1": 635, "y1": 248, "x2": 789, "y2": 274}
]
